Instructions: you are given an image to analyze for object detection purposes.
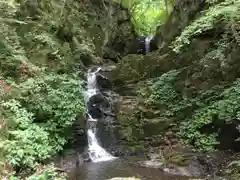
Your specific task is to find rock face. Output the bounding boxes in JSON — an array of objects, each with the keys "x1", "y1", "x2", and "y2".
[
  {"x1": 71, "y1": 1, "x2": 136, "y2": 68},
  {"x1": 156, "y1": 0, "x2": 206, "y2": 47},
  {"x1": 99, "y1": 2, "x2": 136, "y2": 62},
  {"x1": 115, "y1": 89, "x2": 177, "y2": 152}
]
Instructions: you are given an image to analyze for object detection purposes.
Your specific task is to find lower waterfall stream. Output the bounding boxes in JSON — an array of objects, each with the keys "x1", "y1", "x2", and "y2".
[{"x1": 85, "y1": 67, "x2": 116, "y2": 163}]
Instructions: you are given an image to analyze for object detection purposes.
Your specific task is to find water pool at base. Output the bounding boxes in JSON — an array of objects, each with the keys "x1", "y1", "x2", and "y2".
[{"x1": 67, "y1": 158, "x2": 189, "y2": 180}]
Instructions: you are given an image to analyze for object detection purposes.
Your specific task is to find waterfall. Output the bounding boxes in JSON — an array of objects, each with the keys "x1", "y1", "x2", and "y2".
[
  {"x1": 85, "y1": 67, "x2": 116, "y2": 163},
  {"x1": 145, "y1": 36, "x2": 153, "y2": 54}
]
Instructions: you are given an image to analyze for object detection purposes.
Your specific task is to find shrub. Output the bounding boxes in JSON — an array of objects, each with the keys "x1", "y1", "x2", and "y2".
[
  {"x1": 9, "y1": 164, "x2": 67, "y2": 180},
  {"x1": 181, "y1": 79, "x2": 240, "y2": 151},
  {"x1": 1, "y1": 73, "x2": 85, "y2": 169},
  {"x1": 143, "y1": 69, "x2": 193, "y2": 118}
]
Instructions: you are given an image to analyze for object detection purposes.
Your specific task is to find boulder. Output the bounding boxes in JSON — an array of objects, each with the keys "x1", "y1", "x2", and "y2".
[
  {"x1": 96, "y1": 74, "x2": 112, "y2": 90},
  {"x1": 87, "y1": 89, "x2": 120, "y2": 118},
  {"x1": 159, "y1": 146, "x2": 224, "y2": 178},
  {"x1": 87, "y1": 93, "x2": 107, "y2": 119}
]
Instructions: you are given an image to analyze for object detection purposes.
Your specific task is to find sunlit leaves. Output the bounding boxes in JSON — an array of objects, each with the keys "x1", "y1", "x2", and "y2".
[{"x1": 114, "y1": 0, "x2": 174, "y2": 35}]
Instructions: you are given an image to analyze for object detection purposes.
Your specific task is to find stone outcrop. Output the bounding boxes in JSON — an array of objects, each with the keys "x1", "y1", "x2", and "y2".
[
  {"x1": 71, "y1": 0, "x2": 136, "y2": 68},
  {"x1": 156, "y1": 0, "x2": 206, "y2": 48}
]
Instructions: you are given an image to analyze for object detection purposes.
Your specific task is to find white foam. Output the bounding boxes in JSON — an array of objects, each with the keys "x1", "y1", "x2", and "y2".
[
  {"x1": 87, "y1": 128, "x2": 116, "y2": 162},
  {"x1": 145, "y1": 36, "x2": 153, "y2": 54}
]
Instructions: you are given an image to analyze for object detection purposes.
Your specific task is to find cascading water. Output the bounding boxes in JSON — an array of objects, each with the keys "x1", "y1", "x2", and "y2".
[
  {"x1": 145, "y1": 36, "x2": 153, "y2": 54},
  {"x1": 85, "y1": 67, "x2": 116, "y2": 163}
]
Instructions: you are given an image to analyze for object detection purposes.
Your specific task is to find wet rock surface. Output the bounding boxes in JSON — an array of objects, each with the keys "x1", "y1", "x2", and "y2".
[
  {"x1": 54, "y1": 149, "x2": 90, "y2": 172},
  {"x1": 137, "y1": 146, "x2": 228, "y2": 179},
  {"x1": 96, "y1": 74, "x2": 112, "y2": 90}
]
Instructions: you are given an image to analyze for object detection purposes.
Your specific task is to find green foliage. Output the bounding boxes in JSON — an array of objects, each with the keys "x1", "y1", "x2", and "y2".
[
  {"x1": 2, "y1": 100, "x2": 50, "y2": 168},
  {"x1": 172, "y1": 0, "x2": 240, "y2": 53},
  {"x1": 0, "y1": 0, "x2": 100, "y2": 81},
  {"x1": 150, "y1": 69, "x2": 180, "y2": 103},
  {"x1": 140, "y1": 69, "x2": 193, "y2": 118},
  {"x1": 0, "y1": 0, "x2": 98, "y2": 174},
  {"x1": 114, "y1": 0, "x2": 174, "y2": 35},
  {"x1": 131, "y1": 0, "x2": 174, "y2": 35},
  {"x1": 1, "y1": 73, "x2": 85, "y2": 169},
  {"x1": 26, "y1": 165, "x2": 66, "y2": 180},
  {"x1": 136, "y1": 68, "x2": 234, "y2": 151},
  {"x1": 204, "y1": 35, "x2": 231, "y2": 63},
  {"x1": 10, "y1": 164, "x2": 67, "y2": 180},
  {"x1": 181, "y1": 79, "x2": 240, "y2": 151},
  {"x1": 119, "y1": 111, "x2": 145, "y2": 146},
  {"x1": 166, "y1": 0, "x2": 240, "y2": 151},
  {"x1": 19, "y1": 73, "x2": 85, "y2": 130}
]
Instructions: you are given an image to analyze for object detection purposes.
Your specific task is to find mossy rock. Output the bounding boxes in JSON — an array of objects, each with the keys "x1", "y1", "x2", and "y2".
[
  {"x1": 166, "y1": 154, "x2": 188, "y2": 166},
  {"x1": 117, "y1": 96, "x2": 146, "y2": 147},
  {"x1": 143, "y1": 118, "x2": 174, "y2": 137},
  {"x1": 111, "y1": 53, "x2": 174, "y2": 85},
  {"x1": 117, "y1": 95, "x2": 176, "y2": 149}
]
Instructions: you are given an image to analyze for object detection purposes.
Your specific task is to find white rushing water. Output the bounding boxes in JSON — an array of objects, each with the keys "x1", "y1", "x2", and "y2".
[
  {"x1": 85, "y1": 67, "x2": 116, "y2": 163},
  {"x1": 145, "y1": 36, "x2": 153, "y2": 54}
]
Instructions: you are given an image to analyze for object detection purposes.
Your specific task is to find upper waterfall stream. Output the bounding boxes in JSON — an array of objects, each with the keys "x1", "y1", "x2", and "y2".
[
  {"x1": 85, "y1": 67, "x2": 116, "y2": 163},
  {"x1": 145, "y1": 36, "x2": 153, "y2": 54}
]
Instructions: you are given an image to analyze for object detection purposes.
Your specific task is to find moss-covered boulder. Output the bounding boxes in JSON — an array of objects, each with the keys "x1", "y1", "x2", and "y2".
[
  {"x1": 108, "y1": 52, "x2": 175, "y2": 85},
  {"x1": 116, "y1": 91, "x2": 176, "y2": 152}
]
